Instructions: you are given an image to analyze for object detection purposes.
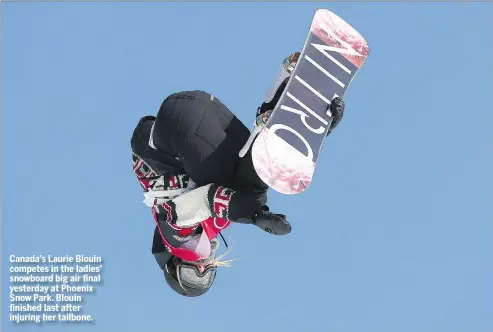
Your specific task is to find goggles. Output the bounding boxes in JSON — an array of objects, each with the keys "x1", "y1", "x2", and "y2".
[
  {"x1": 174, "y1": 238, "x2": 220, "y2": 290},
  {"x1": 176, "y1": 261, "x2": 217, "y2": 290}
]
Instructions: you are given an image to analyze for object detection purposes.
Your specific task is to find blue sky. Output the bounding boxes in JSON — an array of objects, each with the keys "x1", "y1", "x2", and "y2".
[{"x1": 2, "y1": 2, "x2": 492, "y2": 332}]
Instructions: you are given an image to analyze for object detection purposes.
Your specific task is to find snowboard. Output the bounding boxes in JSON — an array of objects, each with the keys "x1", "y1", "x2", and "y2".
[{"x1": 251, "y1": 9, "x2": 370, "y2": 195}]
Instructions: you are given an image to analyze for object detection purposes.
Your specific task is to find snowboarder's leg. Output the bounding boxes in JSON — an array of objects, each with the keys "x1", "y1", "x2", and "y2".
[{"x1": 151, "y1": 90, "x2": 263, "y2": 192}]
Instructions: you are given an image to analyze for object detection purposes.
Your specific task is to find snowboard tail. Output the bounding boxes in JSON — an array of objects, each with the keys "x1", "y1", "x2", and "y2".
[{"x1": 251, "y1": 9, "x2": 370, "y2": 195}]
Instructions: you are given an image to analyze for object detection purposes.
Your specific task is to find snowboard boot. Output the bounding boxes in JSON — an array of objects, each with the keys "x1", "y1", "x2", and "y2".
[
  {"x1": 254, "y1": 52, "x2": 300, "y2": 129},
  {"x1": 238, "y1": 52, "x2": 301, "y2": 159}
]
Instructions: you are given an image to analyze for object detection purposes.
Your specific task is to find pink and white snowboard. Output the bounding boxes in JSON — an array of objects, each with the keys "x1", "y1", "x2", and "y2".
[{"x1": 251, "y1": 9, "x2": 370, "y2": 195}]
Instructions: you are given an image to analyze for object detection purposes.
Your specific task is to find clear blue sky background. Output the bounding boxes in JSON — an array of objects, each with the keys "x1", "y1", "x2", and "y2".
[{"x1": 2, "y1": 2, "x2": 492, "y2": 332}]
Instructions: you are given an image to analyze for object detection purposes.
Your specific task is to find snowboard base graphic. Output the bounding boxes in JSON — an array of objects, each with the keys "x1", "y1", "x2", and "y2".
[{"x1": 251, "y1": 9, "x2": 370, "y2": 195}]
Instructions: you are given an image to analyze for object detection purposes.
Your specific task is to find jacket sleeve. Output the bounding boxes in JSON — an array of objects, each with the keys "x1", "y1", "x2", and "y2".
[
  {"x1": 234, "y1": 144, "x2": 269, "y2": 207},
  {"x1": 206, "y1": 184, "x2": 263, "y2": 221}
]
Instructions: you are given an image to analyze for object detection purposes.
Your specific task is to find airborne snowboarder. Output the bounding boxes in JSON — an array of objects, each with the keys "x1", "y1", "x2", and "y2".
[{"x1": 131, "y1": 52, "x2": 346, "y2": 297}]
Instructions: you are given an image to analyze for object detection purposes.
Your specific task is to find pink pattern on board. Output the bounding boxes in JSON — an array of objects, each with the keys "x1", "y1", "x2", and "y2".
[
  {"x1": 251, "y1": 128, "x2": 315, "y2": 195},
  {"x1": 310, "y1": 9, "x2": 369, "y2": 68}
]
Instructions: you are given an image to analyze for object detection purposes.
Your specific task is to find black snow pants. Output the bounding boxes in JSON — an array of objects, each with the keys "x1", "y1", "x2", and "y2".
[{"x1": 151, "y1": 90, "x2": 268, "y2": 205}]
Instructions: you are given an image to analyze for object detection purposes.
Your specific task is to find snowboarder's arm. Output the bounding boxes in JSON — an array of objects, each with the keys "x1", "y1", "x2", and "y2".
[
  {"x1": 235, "y1": 145, "x2": 269, "y2": 206},
  {"x1": 153, "y1": 184, "x2": 291, "y2": 239}
]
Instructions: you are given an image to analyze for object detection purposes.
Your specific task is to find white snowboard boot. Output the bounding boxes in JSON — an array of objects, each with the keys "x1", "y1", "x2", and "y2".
[
  {"x1": 238, "y1": 52, "x2": 300, "y2": 158},
  {"x1": 254, "y1": 52, "x2": 300, "y2": 129}
]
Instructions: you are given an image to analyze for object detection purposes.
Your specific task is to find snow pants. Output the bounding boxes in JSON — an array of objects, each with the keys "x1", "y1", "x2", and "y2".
[{"x1": 151, "y1": 90, "x2": 268, "y2": 204}]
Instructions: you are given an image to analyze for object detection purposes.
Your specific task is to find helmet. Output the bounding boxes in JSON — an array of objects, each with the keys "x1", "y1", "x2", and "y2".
[
  {"x1": 255, "y1": 52, "x2": 300, "y2": 129},
  {"x1": 163, "y1": 239, "x2": 219, "y2": 297}
]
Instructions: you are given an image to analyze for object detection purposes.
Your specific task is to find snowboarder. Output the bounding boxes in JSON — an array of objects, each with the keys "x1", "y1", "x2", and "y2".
[{"x1": 131, "y1": 52, "x2": 346, "y2": 297}]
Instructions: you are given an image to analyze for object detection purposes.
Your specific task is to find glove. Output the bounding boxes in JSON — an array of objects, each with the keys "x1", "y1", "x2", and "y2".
[
  {"x1": 326, "y1": 97, "x2": 345, "y2": 136},
  {"x1": 252, "y1": 206, "x2": 291, "y2": 235}
]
